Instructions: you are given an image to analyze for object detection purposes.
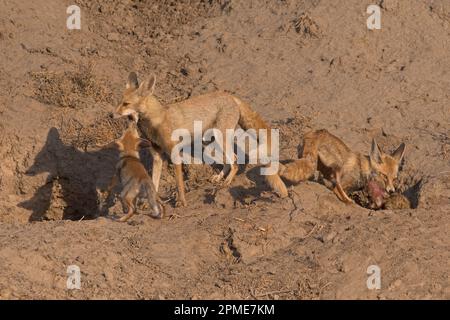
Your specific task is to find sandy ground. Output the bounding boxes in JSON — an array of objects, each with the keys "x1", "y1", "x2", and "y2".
[{"x1": 0, "y1": 0, "x2": 449, "y2": 299}]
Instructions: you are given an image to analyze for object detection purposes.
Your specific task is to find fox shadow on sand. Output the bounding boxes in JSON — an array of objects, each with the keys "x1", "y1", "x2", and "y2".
[
  {"x1": 20, "y1": 127, "x2": 287, "y2": 220},
  {"x1": 19, "y1": 127, "x2": 128, "y2": 221}
]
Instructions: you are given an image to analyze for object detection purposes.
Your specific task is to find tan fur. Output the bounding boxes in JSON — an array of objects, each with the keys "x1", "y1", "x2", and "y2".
[
  {"x1": 104, "y1": 124, "x2": 163, "y2": 222},
  {"x1": 114, "y1": 73, "x2": 288, "y2": 206},
  {"x1": 384, "y1": 193, "x2": 411, "y2": 210},
  {"x1": 280, "y1": 129, "x2": 405, "y2": 204}
]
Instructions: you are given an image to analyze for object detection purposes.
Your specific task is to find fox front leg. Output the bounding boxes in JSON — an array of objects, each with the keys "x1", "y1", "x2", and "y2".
[
  {"x1": 118, "y1": 186, "x2": 139, "y2": 222},
  {"x1": 334, "y1": 170, "x2": 354, "y2": 204},
  {"x1": 174, "y1": 163, "x2": 187, "y2": 207},
  {"x1": 151, "y1": 149, "x2": 163, "y2": 192},
  {"x1": 119, "y1": 196, "x2": 136, "y2": 222}
]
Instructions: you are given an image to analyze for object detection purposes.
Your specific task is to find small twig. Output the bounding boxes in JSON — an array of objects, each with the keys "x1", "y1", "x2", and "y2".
[
  {"x1": 160, "y1": 198, "x2": 172, "y2": 204},
  {"x1": 301, "y1": 223, "x2": 322, "y2": 239},
  {"x1": 169, "y1": 214, "x2": 181, "y2": 221},
  {"x1": 233, "y1": 217, "x2": 268, "y2": 233},
  {"x1": 319, "y1": 282, "x2": 333, "y2": 295},
  {"x1": 255, "y1": 289, "x2": 293, "y2": 298}
]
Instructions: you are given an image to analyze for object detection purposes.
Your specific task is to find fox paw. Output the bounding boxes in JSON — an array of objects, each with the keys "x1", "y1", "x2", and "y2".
[
  {"x1": 96, "y1": 189, "x2": 108, "y2": 200},
  {"x1": 210, "y1": 172, "x2": 224, "y2": 183},
  {"x1": 118, "y1": 214, "x2": 133, "y2": 222},
  {"x1": 342, "y1": 198, "x2": 354, "y2": 205},
  {"x1": 175, "y1": 199, "x2": 187, "y2": 207}
]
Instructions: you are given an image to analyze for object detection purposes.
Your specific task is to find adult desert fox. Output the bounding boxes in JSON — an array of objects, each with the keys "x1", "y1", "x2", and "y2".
[
  {"x1": 113, "y1": 72, "x2": 288, "y2": 206},
  {"x1": 103, "y1": 124, "x2": 163, "y2": 222},
  {"x1": 279, "y1": 129, "x2": 406, "y2": 203}
]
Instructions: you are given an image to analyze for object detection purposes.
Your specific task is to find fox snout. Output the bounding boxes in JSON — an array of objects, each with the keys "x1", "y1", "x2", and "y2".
[
  {"x1": 377, "y1": 176, "x2": 396, "y2": 194},
  {"x1": 114, "y1": 107, "x2": 138, "y2": 122},
  {"x1": 385, "y1": 180, "x2": 396, "y2": 193},
  {"x1": 107, "y1": 112, "x2": 121, "y2": 120},
  {"x1": 112, "y1": 112, "x2": 122, "y2": 119}
]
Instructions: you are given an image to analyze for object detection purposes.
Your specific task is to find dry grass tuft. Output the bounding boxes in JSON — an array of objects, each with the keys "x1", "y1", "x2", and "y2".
[
  {"x1": 293, "y1": 13, "x2": 321, "y2": 38},
  {"x1": 31, "y1": 65, "x2": 111, "y2": 109},
  {"x1": 59, "y1": 116, "x2": 129, "y2": 151}
]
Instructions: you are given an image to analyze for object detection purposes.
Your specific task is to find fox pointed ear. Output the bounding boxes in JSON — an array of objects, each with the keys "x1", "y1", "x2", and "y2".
[
  {"x1": 126, "y1": 72, "x2": 139, "y2": 90},
  {"x1": 370, "y1": 138, "x2": 383, "y2": 164},
  {"x1": 392, "y1": 143, "x2": 406, "y2": 162},
  {"x1": 148, "y1": 74, "x2": 156, "y2": 93},
  {"x1": 139, "y1": 138, "x2": 153, "y2": 149},
  {"x1": 137, "y1": 74, "x2": 156, "y2": 97}
]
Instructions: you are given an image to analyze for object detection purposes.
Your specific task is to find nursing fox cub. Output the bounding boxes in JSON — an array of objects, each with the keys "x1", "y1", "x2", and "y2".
[
  {"x1": 103, "y1": 124, "x2": 163, "y2": 222},
  {"x1": 113, "y1": 72, "x2": 288, "y2": 206}
]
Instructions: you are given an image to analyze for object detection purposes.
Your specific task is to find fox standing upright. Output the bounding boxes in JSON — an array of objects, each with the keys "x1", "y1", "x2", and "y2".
[
  {"x1": 103, "y1": 124, "x2": 163, "y2": 222},
  {"x1": 114, "y1": 72, "x2": 288, "y2": 206},
  {"x1": 280, "y1": 129, "x2": 406, "y2": 203}
]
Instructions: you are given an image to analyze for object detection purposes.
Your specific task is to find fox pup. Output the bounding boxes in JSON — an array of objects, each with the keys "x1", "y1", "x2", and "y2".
[
  {"x1": 280, "y1": 129, "x2": 406, "y2": 204},
  {"x1": 103, "y1": 125, "x2": 163, "y2": 222},
  {"x1": 113, "y1": 72, "x2": 287, "y2": 206},
  {"x1": 366, "y1": 174, "x2": 411, "y2": 210}
]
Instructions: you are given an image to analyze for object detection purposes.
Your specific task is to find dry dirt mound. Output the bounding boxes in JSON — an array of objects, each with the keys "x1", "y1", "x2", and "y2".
[{"x1": 0, "y1": 0, "x2": 449, "y2": 299}]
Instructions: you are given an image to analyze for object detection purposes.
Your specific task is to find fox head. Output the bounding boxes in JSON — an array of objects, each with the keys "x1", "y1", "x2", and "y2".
[
  {"x1": 114, "y1": 72, "x2": 157, "y2": 121},
  {"x1": 369, "y1": 139, "x2": 406, "y2": 194},
  {"x1": 103, "y1": 125, "x2": 152, "y2": 158}
]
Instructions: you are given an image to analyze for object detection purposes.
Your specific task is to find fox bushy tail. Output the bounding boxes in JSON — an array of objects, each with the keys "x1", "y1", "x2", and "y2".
[
  {"x1": 143, "y1": 179, "x2": 162, "y2": 218},
  {"x1": 279, "y1": 131, "x2": 318, "y2": 183},
  {"x1": 234, "y1": 97, "x2": 288, "y2": 198}
]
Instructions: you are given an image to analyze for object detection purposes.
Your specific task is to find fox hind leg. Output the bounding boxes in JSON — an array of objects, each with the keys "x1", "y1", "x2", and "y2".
[
  {"x1": 223, "y1": 153, "x2": 238, "y2": 186},
  {"x1": 119, "y1": 195, "x2": 136, "y2": 222},
  {"x1": 212, "y1": 154, "x2": 238, "y2": 186},
  {"x1": 119, "y1": 184, "x2": 139, "y2": 222},
  {"x1": 209, "y1": 108, "x2": 240, "y2": 185},
  {"x1": 211, "y1": 155, "x2": 237, "y2": 185}
]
